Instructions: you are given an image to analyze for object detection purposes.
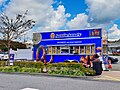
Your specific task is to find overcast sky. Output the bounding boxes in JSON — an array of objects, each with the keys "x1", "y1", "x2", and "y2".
[{"x1": 0, "y1": 0, "x2": 120, "y2": 41}]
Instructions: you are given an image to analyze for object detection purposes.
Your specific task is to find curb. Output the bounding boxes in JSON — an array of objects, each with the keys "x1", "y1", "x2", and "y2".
[{"x1": 0, "y1": 72, "x2": 93, "y2": 80}]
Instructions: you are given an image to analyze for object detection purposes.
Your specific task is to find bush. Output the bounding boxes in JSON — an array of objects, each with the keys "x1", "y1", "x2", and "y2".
[
  {"x1": 20, "y1": 67, "x2": 41, "y2": 73},
  {"x1": 0, "y1": 66, "x2": 19, "y2": 72},
  {"x1": 0, "y1": 62, "x2": 96, "y2": 76},
  {"x1": 0, "y1": 66, "x2": 41, "y2": 73},
  {"x1": 47, "y1": 63, "x2": 85, "y2": 70},
  {"x1": 47, "y1": 62, "x2": 95, "y2": 76},
  {"x1": 0, "y1": 61, "x2": 6, "y2": 67},
  {"x1": 13, "y1": 61, "x2": 44, "y2": 70},
  {"x1": 83, "y1": 68, "x2": 96, "y2": 76},
  {"x1": 48, "y1": 68, "x2": 85, "y2": 76}
]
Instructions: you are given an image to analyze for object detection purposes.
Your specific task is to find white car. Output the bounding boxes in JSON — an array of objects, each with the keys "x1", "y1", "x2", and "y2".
[{"x1": 0, "y1": 52, "x2": 9, "y2": 60}]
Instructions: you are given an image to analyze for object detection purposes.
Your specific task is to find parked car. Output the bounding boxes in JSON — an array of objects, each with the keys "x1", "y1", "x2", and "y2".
[
  {"x1": 0, "y1": 52, "x2": 8, "y2": 60},
  {"x1": 108, "y1": 56, "x2": 119, "y2": 63}
]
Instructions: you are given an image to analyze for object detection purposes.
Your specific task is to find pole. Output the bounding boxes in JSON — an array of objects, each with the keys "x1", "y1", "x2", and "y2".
[
  {"x1": 107, "y1": 30, "x2": 108, "y2": 54},
  {"x1": 24, "y1": 34, "x2": 26, "y2": 43}
]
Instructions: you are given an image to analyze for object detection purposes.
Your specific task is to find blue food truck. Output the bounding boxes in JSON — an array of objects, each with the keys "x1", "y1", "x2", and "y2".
[{"x1": 33, "y1": 28, "x2": 102, "y2": 63}]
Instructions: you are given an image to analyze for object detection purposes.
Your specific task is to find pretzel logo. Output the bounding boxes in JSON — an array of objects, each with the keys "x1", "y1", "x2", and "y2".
[{"x1": 50, "y1": 33, "x2": 55, "y2": 39}]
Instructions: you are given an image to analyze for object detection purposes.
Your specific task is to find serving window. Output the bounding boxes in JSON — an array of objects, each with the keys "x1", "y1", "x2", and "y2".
[
  {"x1": 47, "y1": 46, "x2": 52, "y2": 54},
  {"x1": 61, "y1": 46, "x2": 69, "y2": 54},
  {"x1": 80, "y1": 46, "x2": 85, "y2": 54},
  {"x1": 91, "y1": 45, "x2": 95, "y2": 54},
  {"x1": 57, "y1": 46, "x2": 60, "y2": 54},
  {"x1": 52, "y1": 46, "x2": 57, "y2": 54},
  {"x1": 86, "y1": 45, "x2": 90, "y2": 54},
  {"x1": 46, "y1": 44, "x2": 95, "y2": 55}
]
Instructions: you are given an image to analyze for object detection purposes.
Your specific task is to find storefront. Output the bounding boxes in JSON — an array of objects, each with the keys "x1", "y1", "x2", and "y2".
[{"x1": 33, "y1": 28, "x2": 102, "y2": 63}]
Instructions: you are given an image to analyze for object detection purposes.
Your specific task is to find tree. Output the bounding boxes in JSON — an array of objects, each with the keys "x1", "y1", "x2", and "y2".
[{"x1": 0, "y1": 10, "x2": 35, "y2": 65}]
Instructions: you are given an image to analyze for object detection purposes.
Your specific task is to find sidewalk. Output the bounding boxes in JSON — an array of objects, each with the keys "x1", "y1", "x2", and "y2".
[{"x1": 93, "y1": 71, "x2": 120, "y2": 82}]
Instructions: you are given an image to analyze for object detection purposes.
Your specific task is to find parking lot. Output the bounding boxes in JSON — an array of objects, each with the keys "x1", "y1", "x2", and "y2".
[{"x1": 111, "y1": 56, "x2": 120, "y2": 71}]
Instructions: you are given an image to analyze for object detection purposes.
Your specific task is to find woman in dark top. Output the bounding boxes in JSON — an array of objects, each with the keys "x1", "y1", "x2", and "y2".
[{"x1": 92, "y1": 54, "x2": 103, "y2": 75}]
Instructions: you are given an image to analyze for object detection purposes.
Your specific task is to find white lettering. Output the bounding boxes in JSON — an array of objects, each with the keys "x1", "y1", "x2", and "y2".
[{"x1": 55, "y1": 33, "x2": 82, "y2": 38}]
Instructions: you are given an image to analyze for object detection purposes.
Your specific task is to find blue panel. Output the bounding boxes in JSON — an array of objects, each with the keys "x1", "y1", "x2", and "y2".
[
  {"x1": 33, "y1": 46, "x2": 37, "y2": 60},
  {"x1": 33, "y1": 28, "x2": 102, "y2": 62},
  {"x1": 10, "y1": 54, "x2": 14, "y2": 60},
  {"x1": 40, "y1": 38, "x2": 102, "y2": 47},
  {"x1": 41, "y1": 29, "x2": 102, "y2": 40}
]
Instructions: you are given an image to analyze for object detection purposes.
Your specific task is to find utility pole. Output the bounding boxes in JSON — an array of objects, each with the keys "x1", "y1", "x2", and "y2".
[{"x1": 107, "y1": 30, "x2": 108, "y2": 54}]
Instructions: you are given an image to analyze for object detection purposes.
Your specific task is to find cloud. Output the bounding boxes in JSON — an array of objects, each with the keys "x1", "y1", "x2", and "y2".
[
  {"x1": 4, "y1": 0, "x2": 70, "y2": 32},
  {"x1": 108, "y1": 24, "x2": 120, "y2": 40},
  {"x1": 4, "y1": 0, "x2": 53, "y2": 26},
  {"x1": 2, "y1": 0, "x2": 71, "y2": 41},
  {"x1": 41, "y1": 5, "x2": 71, "y2": 31},
  {"x1": 0, "y1": 0, "x2": 4, "y2": 5},
  {"x1": 86, "y1": 0, "x2": 120, "y2": 24},
  {"x1": 66, "y1": 13, "x2": 90, "y2": 29}
]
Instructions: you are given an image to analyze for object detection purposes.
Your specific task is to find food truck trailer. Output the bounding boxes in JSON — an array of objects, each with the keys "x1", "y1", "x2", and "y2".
[{"x1": 33, "y1": 28, "x2": 102, "y2": 63}]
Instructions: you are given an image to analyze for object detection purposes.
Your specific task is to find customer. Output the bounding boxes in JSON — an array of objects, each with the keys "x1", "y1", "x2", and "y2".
[
  {"x1": 80, "y1": 56, "x2": 88, "y2": 67},
  {"x1": 92, "y1": 54, "x2": 103, "y2": 75},
  {"x1": 97, "y1": 52, "x2": 106, "y2": 71}
]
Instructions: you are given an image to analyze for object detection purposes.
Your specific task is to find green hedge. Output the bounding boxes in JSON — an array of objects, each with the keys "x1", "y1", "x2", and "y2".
[
  {"x1": 13, "y1": 61, "x2": 44, "y2": 70},
  {"x1": 47, "y1": 63, "x2": 96, "y2": 76},
  {"x1": 48, "y1": 68, "x2": 85, "y2": 76},
  {"x1": 0, "y1": 62, "x2": 96, "y2": 76},
  {"x1": 0, "y1": 66, "x2": 41, "y2": 73},
  {"x1": 0, "y1": 61, "x2": 6, "y2": 67}
]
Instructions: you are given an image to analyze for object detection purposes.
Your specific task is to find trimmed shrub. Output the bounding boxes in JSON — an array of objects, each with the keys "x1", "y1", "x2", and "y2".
[
  {"x1": 0, "y1": 61, "x2": 6, "y2": 67},
  {"x1": 20, "y1": 67, "x2": 41, "y2": 73},
  {"x1": 0, "y1": 62, "x2": 95, "y2": 76},
  {"x1": 48, "y1": 68, "x2": 85, "y2": 76},
  {"x1": 0, "y1": 66, "x2": 41, "y2": 73},
  {"x1": 13, "y1": 61, "x2": 44, "y2": 70},
  {"x1": 0, "y1": 66, "x2": 19, "y2": 72},
  {"x1": 47, "y1": 63, "x2": 85, "y2": 70},
  {"x1": 47, "y1": 62, "x2": 96, "y2": 76}
]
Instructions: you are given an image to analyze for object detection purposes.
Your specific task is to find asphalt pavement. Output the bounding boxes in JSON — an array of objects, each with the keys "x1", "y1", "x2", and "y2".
[
  {"x1": 111, "y1": 56, "x2": 120, "y2": 71},
  {"x1": 0, "y1": 73, "x2": 120, "y2": 90}
]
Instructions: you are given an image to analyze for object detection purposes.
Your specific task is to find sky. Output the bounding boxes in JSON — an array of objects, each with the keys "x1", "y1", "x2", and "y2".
[{"x1": 0, "y1": 0, "x2": 120, "y2": 41}]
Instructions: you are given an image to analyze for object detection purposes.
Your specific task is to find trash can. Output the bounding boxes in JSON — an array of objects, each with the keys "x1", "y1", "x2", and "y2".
[{"x1": 92, "y1": 61, "x2": 103, "y2": 75}]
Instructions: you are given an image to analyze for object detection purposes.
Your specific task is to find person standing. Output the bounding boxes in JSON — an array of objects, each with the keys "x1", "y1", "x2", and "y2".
[
  {"x1": 97, "y1": 52, "x2": 106, "y2": 71},
  {"x1": 92, "y1": 54, "x2": 103, "y2": 75}
]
